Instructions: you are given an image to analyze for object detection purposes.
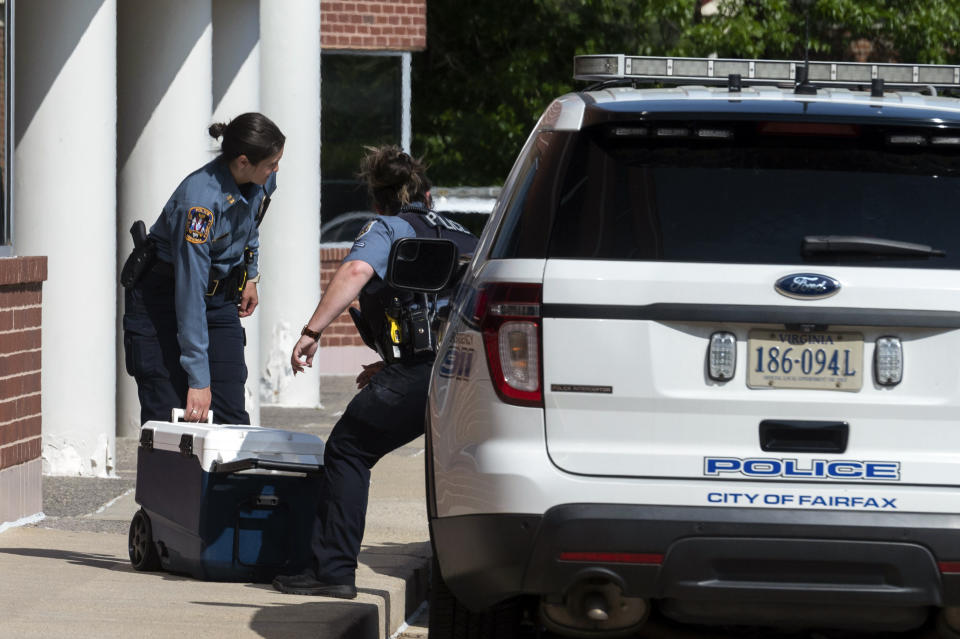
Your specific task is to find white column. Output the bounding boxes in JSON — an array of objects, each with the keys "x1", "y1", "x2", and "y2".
[
  {"x1": 258, "y1": 0, "x2": 320, "y2": 407},
  {"x1": 14, "y1": 0, "x2": 118, "y2": 476},
  {"x1": 402, "y1": 52, "x2": 412, "y2": 153},
  {"x1": 212, "y1": 0, "x2": 261, "y2": 424},
  {"x1": 117, "y1": 0, "x2": 213, "y2": 435}
]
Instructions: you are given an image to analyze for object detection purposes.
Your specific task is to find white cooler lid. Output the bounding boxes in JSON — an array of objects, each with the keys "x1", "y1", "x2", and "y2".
[{"x1": 140, "y1": 420, "x2": 325, "y2": 472}]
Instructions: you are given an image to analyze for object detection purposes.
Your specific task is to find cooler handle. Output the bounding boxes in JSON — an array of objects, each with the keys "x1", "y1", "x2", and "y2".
[
  {"x1": 171, "y1": 408, "x2": 215, "y2": 424},
  {"x1": 211, "y1": 457, "x2": 324, "y2": 475}
]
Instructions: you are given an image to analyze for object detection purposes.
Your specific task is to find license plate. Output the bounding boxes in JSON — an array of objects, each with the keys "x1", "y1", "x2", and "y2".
[{"x1": 747, "y1": 330, "x2": 863, "y2": 391}]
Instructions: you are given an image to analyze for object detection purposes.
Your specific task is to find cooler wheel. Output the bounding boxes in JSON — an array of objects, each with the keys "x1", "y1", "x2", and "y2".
[{"x1": 128, "y1": 508, "x2": 161, "y2": 571}]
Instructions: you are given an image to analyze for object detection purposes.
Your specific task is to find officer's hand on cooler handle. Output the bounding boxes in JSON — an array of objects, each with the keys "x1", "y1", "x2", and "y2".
[
  {"x1": 291, "y1": 260, "x2": 375, "y2": 375},
  {"x1": 238, "y1": 280, "x2": 258, "y2": 318},
  {"x1": 185, "y1": 386, "x2": 212, "y2": 422}
]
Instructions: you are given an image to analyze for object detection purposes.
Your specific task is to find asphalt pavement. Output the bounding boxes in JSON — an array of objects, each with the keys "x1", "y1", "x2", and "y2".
[{"x1": 0, "y1": 376, "x2": 429, "y2": 639}]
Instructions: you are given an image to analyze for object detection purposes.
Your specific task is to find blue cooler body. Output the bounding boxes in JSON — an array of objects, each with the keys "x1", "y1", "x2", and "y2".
[{"x1": 132, "y1": 418, "x2": 325, "y2": 582}]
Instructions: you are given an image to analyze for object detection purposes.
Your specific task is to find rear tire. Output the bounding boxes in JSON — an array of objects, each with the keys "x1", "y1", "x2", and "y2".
[
  {"x1": 128, "y1": 509, "x2": 161, "y2": 571},
  {"x1": 428, "y1": 554, "x2": 523, "y2": 639},
  {"x1": 939, "y1": 611, "x2": 960, "y2": 639}
]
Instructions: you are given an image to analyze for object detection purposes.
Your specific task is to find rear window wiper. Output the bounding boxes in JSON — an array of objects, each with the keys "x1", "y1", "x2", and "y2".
[{"x1": 802, "y1": 235, "x2": 946, "y2": 258}]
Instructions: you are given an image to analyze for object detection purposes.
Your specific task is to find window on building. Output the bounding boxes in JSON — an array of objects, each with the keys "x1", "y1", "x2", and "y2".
[
  {"x1": 321, "y1": 52, "x2": 403, "y2": 242},
  {"x1": 0, "y1": 0, "x2": 10, "y2": 253}
]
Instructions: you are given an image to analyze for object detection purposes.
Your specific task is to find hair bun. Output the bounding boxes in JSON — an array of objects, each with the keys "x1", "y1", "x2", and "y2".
[
  {"x1": 358, "y1": 145, "x2": 430, "y2": 213},
  {"x1": 208, "y1": 122, "x2": 227, "y2": 139}
]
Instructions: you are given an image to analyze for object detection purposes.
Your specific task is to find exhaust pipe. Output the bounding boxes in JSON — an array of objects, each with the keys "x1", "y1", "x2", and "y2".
[
  {"x1": 540, "y1": 572, "x2": 649, "y2": 637},
  {"x1": 582, "y1": 592, "x2": 609, "y2": 622}
]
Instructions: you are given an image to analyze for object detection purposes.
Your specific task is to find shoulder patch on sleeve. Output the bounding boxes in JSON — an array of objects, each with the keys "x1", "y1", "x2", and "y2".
[
  {"x1": 354, "y1": 219, "x2": 378, "y2": 242},
  {"x1": 185, "y1": 206, "x2": 214, "y2": 244}
]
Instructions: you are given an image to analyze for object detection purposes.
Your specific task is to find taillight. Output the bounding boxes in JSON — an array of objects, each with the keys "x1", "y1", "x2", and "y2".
[{"x1": 473, "y1": 283, "x2": 543, "y2": 406}]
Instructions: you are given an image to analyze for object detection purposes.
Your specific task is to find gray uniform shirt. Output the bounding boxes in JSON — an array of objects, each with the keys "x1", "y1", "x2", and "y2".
[{"x1": 149, "y1": 158, "x2": 277, "y2": 388}]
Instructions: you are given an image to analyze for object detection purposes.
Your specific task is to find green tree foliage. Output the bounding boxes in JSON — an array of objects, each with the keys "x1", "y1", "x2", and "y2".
[{"x1": 412, "y1": 0, "x2": 960, "y2": 185}]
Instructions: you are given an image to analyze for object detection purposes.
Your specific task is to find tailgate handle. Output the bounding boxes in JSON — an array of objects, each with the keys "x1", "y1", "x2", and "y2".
[{"x1": 759, "y1": 420, "x2": 848, "y2": 454}]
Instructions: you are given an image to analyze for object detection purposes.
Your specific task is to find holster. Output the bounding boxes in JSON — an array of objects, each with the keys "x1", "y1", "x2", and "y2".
[
  {"x1": 349, "y1": 307, "x2": 379, "y2": 353},
  {"x1": 212, "y1": 263, "x2": 247, "y2": 303},
  {"x1": 120, "y1": 221, "x2": 156, "y2": 288},
  {"x1": 217, "y1": 247, "x2": 256, "y2": 303}
]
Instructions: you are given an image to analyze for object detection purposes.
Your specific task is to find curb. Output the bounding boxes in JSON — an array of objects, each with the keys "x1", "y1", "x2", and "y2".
[{"x1": 357, "y1": 544, "x2": 431, "y2": 638}]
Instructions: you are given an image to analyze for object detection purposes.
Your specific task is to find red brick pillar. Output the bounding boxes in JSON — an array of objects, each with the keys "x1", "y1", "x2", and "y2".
[
  {"x1": 0, "y1": 257, "x2": 47, "y2": 526},
  {"x1": 319, "y1": 247, "x2": 366, "y2": 348}
]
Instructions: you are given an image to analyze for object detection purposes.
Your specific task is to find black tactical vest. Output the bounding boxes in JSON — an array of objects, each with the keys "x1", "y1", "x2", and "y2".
[{"x1": 357, "y1": 206, "x2": 478, "y2": 363}]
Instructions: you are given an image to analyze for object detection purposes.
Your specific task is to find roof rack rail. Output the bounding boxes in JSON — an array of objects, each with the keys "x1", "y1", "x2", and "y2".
[{"x1": 574, "y1": 55, "x2": 960, "y2": 90}]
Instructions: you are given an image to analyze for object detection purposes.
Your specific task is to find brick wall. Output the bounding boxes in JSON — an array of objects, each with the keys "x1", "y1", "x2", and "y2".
[
  {"x1": 0, "y1": 257, "x2": 46, "y2": 525},
  {"x1": 320, "y1": 247, "x2": 366, "y2": 348},
  {"x1": 321, "y1": 0, "x2": 426, "y2": 51}
]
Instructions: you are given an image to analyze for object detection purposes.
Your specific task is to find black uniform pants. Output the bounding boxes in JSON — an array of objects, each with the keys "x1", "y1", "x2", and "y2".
[
  {"x1": 123, "y1": 269, "x2": 249, "y2": 425},
  {"x1": 311, "y1": 359, "x2": 432, "y2": 585}
]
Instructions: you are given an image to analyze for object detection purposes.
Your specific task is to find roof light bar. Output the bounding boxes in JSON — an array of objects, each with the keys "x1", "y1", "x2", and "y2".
[{"x1": 574, "y1": 55, "x2": 960, "y2": 89}]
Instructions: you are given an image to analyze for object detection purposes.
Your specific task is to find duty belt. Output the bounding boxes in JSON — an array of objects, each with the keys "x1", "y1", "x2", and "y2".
[{"x1": 150, "y1": 260, "x2": 240, "y2": 297}]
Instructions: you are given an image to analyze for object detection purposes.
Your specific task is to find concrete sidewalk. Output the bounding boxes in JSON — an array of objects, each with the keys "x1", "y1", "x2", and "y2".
[{"x1": 0, "y1": 377, "x2": 430, "y2": 639}]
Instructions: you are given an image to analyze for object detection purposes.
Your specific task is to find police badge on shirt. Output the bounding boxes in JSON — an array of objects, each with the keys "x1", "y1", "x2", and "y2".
[{"x1": 185, "y1": 206, "x2": 214, "y2": 244}]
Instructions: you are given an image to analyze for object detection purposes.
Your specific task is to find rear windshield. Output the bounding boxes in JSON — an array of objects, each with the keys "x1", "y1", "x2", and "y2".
[{"x1": 490, "y1": 122, "x2": 960, "y2": 268}]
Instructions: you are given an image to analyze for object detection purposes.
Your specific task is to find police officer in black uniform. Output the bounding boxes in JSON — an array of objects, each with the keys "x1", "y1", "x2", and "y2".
[
  {"x1": 273, "y1": 145, "x2": 477, "y2": 598},
  {"x1": 122, "y1": 113, "x2": 285, "y2": 425}
]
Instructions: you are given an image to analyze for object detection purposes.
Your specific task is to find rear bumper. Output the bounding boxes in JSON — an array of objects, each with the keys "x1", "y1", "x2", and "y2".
[{"x1": 432, "y1": 504, "x2": 960, "y2": 627}]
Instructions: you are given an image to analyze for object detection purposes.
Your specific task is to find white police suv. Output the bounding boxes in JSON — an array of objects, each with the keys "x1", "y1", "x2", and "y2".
[{"x1": 420, "y1": 54, "x2": 960, "y2": 637}]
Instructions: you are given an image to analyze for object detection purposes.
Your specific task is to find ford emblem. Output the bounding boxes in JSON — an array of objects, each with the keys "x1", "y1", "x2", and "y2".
[{"x1": 775, "y1": 273, "x2": 841, "y2": 300}]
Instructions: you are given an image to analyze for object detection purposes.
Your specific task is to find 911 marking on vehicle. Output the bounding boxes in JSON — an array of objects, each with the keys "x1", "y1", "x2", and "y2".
[
  {"x1": 439, "y1": 347, "x2": 474, "y2": 381},
  {"x1": 704, "y1": 457, "x2": 901, "y2": 481}
]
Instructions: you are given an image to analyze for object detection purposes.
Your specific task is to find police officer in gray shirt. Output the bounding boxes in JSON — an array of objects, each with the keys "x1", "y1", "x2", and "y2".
[
  {"x1": 123, "y1": 113, "x2": 285, "y2": 425},
  {"x1": 274, "y1": 146, "x2": 477, "y2": 599}
]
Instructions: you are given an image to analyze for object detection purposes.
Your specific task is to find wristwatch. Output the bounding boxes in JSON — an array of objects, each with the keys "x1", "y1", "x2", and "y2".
[{"x1": 301, "y1": 325, "x2": 321, "y2": 340}]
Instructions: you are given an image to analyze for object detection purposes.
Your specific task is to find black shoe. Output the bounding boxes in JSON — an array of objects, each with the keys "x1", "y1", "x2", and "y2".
[{"x1": 272, "y1": 571, "x2": 358, "y2": 599}]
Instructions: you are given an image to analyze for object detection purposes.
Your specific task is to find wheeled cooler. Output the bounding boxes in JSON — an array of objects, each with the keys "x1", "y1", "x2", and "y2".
[{"x1": 128, "y1": 412, "x2": 325, "y2": 582}]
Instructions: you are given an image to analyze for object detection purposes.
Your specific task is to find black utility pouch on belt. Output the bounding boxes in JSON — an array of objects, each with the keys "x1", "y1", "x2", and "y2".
[
  {"x1": 218, "y1": 264, "x2": 247, "y2": 303},
  {"x1": 120, "y1": 220, "x2": 156, "y2": 288},
  {"x1": 405, "y1": 307, "x2": 434, "y2": 356}
]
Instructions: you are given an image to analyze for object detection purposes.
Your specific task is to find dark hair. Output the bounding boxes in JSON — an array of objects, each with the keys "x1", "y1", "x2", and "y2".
[
  {"x1": 357, "y1": 145, "x2": 431, "y2": 215},
  {"x1": 208, "y1": 112, "x2": 285, "y2": 165}
]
